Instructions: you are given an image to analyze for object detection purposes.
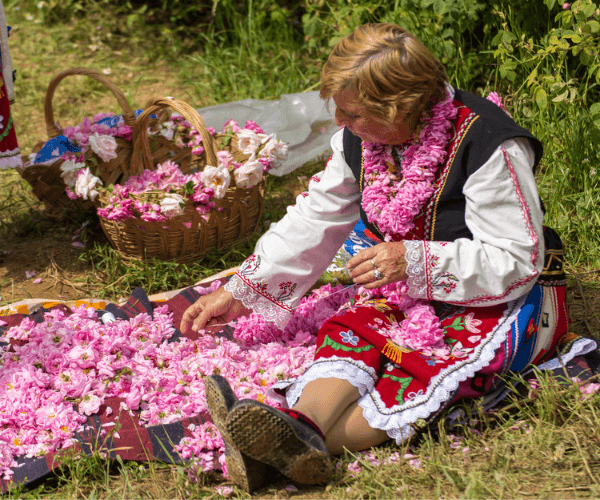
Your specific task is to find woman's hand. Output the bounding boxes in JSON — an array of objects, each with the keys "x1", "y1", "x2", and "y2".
[
  {"x1": 346, "y1": 241, "x2": 407, "y2": 289},
  {"x1": 180, "y1": 287, "x2": 251, "y2": 334}
]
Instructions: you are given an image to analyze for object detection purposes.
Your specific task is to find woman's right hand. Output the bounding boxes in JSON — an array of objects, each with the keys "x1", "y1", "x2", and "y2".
[{"x1": 180, "y1": 287, "x2": 251, "y2": 335}]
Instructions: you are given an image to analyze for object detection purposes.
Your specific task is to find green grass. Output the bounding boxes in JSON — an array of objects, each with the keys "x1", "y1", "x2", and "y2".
[{"x1": 5, "y1": 373, "x2": 600, "y2": 499}]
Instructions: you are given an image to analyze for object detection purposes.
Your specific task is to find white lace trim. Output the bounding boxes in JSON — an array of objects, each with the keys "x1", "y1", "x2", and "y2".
[
  {"x1": 535, "y1": 337, "x2": 597, "y2": 373},
  {"x1": 404, "y1": 240, "x2": 427, "y2": 299},
  {"x1": 268, "y1": 356, "x2": 378, "y2": 408},
  {"x1": 0, "y1": 148, "x2": 22, "y2": 169},
  {"x1": 357, "y1": 296, "x2": 523, "y2": 443},
  {"x1": 224, "y1": 274, "x2": 292, "y2": 331}
]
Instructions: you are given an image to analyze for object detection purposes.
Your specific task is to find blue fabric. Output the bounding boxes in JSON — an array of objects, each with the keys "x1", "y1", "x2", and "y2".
[
  {"x1": 504, "y1": 283, "x2": 544, "y2": 373},
  {"x1": 95, "y1": 109, "x2": 154, "y2": 128},
  {"x1": 33, "y1": 135, "x2": 81, "y2": 165},
  {"x1": 343, "y1": 219, "x2": 378, "y2": 256}
]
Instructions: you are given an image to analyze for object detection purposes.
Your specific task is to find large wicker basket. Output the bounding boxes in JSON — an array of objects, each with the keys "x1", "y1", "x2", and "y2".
[
  {"x1": 95, "y1": 96, "x2": 265, "y2": 263},
  {"x1": 17, "y1": 68, "x2": 140, "y2": 218}
]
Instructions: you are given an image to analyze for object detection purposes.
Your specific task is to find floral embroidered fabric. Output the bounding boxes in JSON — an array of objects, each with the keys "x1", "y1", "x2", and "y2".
[
  {"x1": 224, "y1": 274, "x2": 293, "y2": 331},
  {"x1": 271, "y1": 279, "x2": 570, "y2": 442}
]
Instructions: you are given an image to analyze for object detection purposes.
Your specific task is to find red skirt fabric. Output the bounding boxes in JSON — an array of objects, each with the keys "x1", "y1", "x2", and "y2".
[
  {"x1": 0, "y1": 63, "x2": 20, "y2": 169},
  {"x1": 273, "y1": 281, "x2": 570, "y2": 442}
]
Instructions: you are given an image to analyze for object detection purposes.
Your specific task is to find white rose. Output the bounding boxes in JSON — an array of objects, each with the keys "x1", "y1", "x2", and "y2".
[
  {"x1": 159, "y1": 121, "x2": 175, "y2": 141},
  {"x1": 234, "y1": 159, "x2": 264, "y2": 188},
  {"x1": 88, "y1": 133, "x2": 118, "y2": 163},
  {"x1": 60, "y1": 160, "x2": 85, "y2": 187},
  {"x1": 236, "y1": 129, "x2": 262, "y2": 155},
  {"x1": 260, "y1": 137, "x2": 288, "y2": 167},
  {"x1": 74, "y1": 167, "x2": 103, "y2": 201},
  {"x1": 201, "y1": 165, "x2": 230, "y2": 199},
  {"x1": 257, "y1": 132, "x2": 271, "y2": 144},
  {"x1": 160, "y1": 193, "x2": 185, "y2": 218}
]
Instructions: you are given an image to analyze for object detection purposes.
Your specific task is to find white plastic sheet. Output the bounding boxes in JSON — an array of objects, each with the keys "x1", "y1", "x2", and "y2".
[{"x1": 196, "y1": 91, "x2": 338, "y2": 176}]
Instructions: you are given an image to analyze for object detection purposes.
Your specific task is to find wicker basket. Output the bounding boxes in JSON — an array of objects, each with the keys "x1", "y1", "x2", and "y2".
[
  {"x1": 96, "y1": 96, "x2": 265, "y2": 263},
  {"x1": 17, "y1": 67, "x2": 138, "y2": 218}
]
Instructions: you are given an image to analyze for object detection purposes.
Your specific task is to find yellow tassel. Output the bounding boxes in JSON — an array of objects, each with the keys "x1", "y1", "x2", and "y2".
[{"x1": 382, "y1": 340, "x2": 407, "y2": 364}]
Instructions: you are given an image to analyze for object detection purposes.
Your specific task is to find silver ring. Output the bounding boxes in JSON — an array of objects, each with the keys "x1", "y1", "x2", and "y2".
[
  {"x1": 371, "y1": 259, "x2": 378, "y2": 269},
  {"x1": 374, "y1": 269, "x2": 382, "y2": 280}
]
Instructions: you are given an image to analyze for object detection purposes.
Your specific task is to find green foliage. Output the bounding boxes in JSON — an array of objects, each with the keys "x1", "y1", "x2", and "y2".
[{"x1": 493, "y1": 0, "x2": 600, "y2": 115}]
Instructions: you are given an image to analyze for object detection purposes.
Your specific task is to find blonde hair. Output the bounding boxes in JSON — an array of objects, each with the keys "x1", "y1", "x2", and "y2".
[{"x1": 320, "y1": 23, "x2": 448, "y2": 124}]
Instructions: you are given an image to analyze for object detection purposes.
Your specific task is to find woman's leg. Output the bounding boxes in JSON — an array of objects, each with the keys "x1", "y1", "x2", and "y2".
[
  {"x1": 291, "y1": 378, "x2": 361, "y2": 435},
  {"x1": 324, "y1": 401, "x2": 389, "y2": 455},
  {"x1": 290, "y1": 377, "x2": 389, "y2": 455}
]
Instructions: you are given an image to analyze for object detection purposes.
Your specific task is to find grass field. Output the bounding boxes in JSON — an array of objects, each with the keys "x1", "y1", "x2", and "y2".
[{"x1": 1, "y1": 0, "x2": 600, "y2": 498}]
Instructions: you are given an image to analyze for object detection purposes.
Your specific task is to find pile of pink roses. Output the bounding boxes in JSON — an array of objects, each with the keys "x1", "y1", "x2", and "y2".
[{"x1": 0, "y1": 282, "x2": 350, "y2": 481}]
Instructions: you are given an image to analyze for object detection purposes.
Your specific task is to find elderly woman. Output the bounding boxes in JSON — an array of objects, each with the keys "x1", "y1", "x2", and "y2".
[{"x1": 180, "y1": 23, "x2": 568, "y2": 491}]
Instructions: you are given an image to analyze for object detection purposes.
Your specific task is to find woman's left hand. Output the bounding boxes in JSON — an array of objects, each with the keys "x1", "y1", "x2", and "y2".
[{"x1": 346, "y1": 241, "x2": 407, "y2": 288}]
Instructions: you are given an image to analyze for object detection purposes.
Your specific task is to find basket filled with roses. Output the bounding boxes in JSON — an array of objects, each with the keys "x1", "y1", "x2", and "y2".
[
  {"x1": 93, "y1": 96, "x2": 287, "y2": 263},
  {"x1": 17, "y1": 67, "x2": 146, "y2": 218}
]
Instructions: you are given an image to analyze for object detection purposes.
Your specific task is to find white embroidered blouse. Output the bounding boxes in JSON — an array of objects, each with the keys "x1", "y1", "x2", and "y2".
[{"x1": 225, "y1": 112, "x2": 544, "y2": 330}]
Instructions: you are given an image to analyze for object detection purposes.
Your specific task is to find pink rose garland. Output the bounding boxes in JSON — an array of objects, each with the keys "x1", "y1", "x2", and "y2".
[{"x1": 361, "y1": 93, "x2": 457, "y2": 241}]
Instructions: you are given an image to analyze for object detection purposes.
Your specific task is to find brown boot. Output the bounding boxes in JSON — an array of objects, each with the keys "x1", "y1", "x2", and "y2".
[
  {"x1": 205, "y1": 375, "x2": 275, "y2": 492},
  {"x1": 226, "y1": 399, "x2": 332, "y2": 485}
]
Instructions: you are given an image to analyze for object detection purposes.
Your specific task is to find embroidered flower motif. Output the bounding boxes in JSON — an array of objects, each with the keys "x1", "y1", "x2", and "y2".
[
  {"x1": 432, "y1": 272, "x2": 459, "y2": 294},
  {"x1": 340, "y1": 330, "x2": 359, "y2": 346},
  {"x1": 406, "y1": 389, "x2": 424, "y2": 400},
  {"x1": 464, "y1": 312, "x2": 482, "y2": 333},
  {"x1": 276, "y1": 281, "x2": 297, "y2": 301},
  {"x1": 240, "y1": 255, "x2": 261, "y2": 276},
  {"x1": 448, "y1": 341, "x2": 472, "y2": 359}
]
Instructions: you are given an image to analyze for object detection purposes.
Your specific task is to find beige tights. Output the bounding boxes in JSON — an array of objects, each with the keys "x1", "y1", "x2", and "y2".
[{"x1": 292, "y1": 378, "x2": 390, "y2": 455}]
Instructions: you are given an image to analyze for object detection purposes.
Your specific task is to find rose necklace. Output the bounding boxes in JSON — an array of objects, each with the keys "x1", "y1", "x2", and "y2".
[{"x1": 361, "y1": 92, "x2": 458, "y2": 241}]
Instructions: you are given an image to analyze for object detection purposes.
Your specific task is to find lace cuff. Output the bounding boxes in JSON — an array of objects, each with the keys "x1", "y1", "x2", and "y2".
[
  {"x1": 404, "y1": 240, "x2": 427, "y2": 299},
  {"x1": 224, "y1": 273, "x2": 293, "y2": 331}
]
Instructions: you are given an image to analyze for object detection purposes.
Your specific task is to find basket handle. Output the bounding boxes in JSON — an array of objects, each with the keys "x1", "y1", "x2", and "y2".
[
  {"x1": 130, "y1": 97, "x2": 218, "y2": 176},
  {"x1": 44, "y1": 67, "x2": 136, "y2": 138}
]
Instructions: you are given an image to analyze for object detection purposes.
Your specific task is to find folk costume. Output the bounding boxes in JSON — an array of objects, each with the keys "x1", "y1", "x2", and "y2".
[
  {"x1": 0, "y1": 0, "x2": 21, "y2": 170},
  {"x1": 224, "y1": 86, "x2": 588, "y2": 442}
]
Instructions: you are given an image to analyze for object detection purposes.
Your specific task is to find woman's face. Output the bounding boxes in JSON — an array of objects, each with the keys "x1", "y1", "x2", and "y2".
[{"x1": 333, "y1": 89, "x2": 414, "y2": 145}]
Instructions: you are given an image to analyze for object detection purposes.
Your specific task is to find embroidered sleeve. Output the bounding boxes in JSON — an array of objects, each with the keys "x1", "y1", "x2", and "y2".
[
  {"x1": 225, "y1": 129, "x2": 361, "y2": 328},
  {"x1": 406, "y1": 138, "x2": 544, "y2": 305}
]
